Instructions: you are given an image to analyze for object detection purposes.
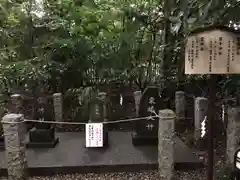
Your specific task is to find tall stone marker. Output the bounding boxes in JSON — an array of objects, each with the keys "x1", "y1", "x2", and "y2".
[
  {"x1": 87, "y1": 97, "x2": 108, "y2": 147},
  {"x1": 132, "y1": 86, "x2": 165, "y2": 146},
  {"x1": 194, "y1": 97, "x2": 208, "y2": 140},
  {"x1": 53, "y1": 93, "x2": 63, "y2": 130},
  {"x1": 134, "y1": 91, "x2": 142, "y2": 117},
  {"x1": 28, "y1": 96, "x2": 59, "y2": 148}
]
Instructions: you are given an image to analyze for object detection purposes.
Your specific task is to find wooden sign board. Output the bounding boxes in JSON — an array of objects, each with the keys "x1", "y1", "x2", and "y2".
[{"x1": 185, "y1": 27, "x2": 240, "y2": 74}]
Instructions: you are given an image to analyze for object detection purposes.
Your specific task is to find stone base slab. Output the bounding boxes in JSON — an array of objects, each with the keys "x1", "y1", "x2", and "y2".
[
  {"x1": 27, "y1": 138, "x2": 59, "y2": 148},
  {"x1": 131, "y1": 131, "x2": 158, "y2": 146},
  {"x1": 0, "y1": 132, "x2": 203, "y2": 177},
  {"x1": 28, "y1": 127, "x2": 59, "y2": 148}
]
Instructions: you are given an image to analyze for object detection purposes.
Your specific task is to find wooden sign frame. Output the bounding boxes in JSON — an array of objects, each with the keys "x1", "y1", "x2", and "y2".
[{"x1": 185, "y1": 26, "x2": 240, "y2": 74}]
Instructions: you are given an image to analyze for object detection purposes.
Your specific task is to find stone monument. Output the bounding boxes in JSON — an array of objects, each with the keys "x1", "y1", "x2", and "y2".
[
  {"x1": 27, "y1": 96, "x2": 59, "y2": 148},
  {"x1": 132, "y1": 86, "x2": 165, "y2": 145},
  {"x1": 88, "y1": 97, "x2": 108, "y2": 147}
]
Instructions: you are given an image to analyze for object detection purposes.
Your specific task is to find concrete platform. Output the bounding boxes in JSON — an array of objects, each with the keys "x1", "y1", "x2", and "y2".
[{"x1": 0, "y1": 132, "x2": 203, "y2": 177}]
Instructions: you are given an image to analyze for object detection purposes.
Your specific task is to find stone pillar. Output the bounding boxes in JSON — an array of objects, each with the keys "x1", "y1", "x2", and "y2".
[
  {"x1": 194, "y1": 97, "x2": 208, "y2": 140},
  {"x1": 98, "y1": 92, "x2": 107, "y2": 121},
  {"x1": 53, "y1": 93, "x2": 63, "y2": 130},
  {"x1": 226, "y1": 106, "x2": 240, "y2": 164},
  {"x1": 133, "y1": 91, "x2": 142, "y2": 117},
  {"x1": 10, "y1": 94, "x2": 22, "y2": 113},
  {"x1": 2, "y1": 113, "x2": 28, "y2": 180},
  {"x1": 158, "y1": 109, "x2": 175, "y2": 180},
  {"x1": 175, "y1": 91, "x2": 185, "y2": 119}
]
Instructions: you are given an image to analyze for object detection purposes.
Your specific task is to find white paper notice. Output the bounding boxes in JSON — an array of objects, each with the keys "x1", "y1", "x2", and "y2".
[{"x1": 85, "y1": 123, "x2": 103, "y2": 147}]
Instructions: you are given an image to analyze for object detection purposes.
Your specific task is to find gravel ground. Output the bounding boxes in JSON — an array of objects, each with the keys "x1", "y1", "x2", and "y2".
[{"x1": 0, "y1": 170, "x2": 207, "y2": 180}]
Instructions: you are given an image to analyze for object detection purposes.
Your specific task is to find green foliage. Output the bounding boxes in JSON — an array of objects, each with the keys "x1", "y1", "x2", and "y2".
[
  {"x1": 216, "y1": 164, "x2": 233, "y2": 180},
  {"x1": 0, "y1": 0, "x2": 240, "y2": 96}
]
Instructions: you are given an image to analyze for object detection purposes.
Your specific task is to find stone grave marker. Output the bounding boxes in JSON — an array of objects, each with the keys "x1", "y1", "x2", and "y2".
[
  {"x1": 88, "y1": 97, "x2": 108, "y2": 147},
  {"x1": 27, "y1": 96, "x2": 59, "y2": 148},
  {"x1": 132, "y1": 86, "x2": 165, "y2": 145}
]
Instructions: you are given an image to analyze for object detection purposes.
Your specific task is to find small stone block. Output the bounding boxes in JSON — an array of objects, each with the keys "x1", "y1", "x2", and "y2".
[
  {"x1": 28, "y1": 127, "x2": 59, "y2": 148},
  {"x1": 131, "y1": 131, "x2": 158, "y2": 146}
]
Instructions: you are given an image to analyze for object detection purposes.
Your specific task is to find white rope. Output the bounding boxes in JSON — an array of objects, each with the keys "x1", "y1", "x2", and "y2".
[{"x1": 1, "y1": 114, "x2": 178, "y2": 125}]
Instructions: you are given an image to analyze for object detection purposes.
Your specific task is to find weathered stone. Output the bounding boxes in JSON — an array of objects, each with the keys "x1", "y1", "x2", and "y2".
[
  {"x1": 10, "y1": 94, "x2": 23, "y2": 113},
  {"x1": 98, "y1": 92, "x2": 107, "y2": 121},
  {"x1": 89, "y1": 98, "x2": 104, "y2": 123},
  {"x1": 28, "y1": 96, "x2": 59, "y2": 148},
  {"x1": 132, "y1": 86, "x2": 165, "y2": 146},
  {"x1": 175, "y1": 91, "x2": 185, "y2": 119},
  {"x1": 53, "y1": 93, "x2": 63, "y2": 122},
  {"x1": 226, "y1": 106, "x2": 240, "y2": 164},
  {"x1": 89, "y1": 97, "x2": 108, "y2": 147},
  {"x1": 158, "y1": 109, "x2": 175, "y2": 180},
  {"x1": 133, "y1": 91, "x2": 142, "y2": 117},
  {"x1": 194, "y1": 97, "x2": 208, "y2": 140},
  {"x1": 53, "y1": 93, "x2": 63, "y2": 130},
  {"x1": 2, "y1": 113, "x2": 28, "y2": 180},
  {"x1": 98, "y1": 92, "x2": 107, "y2": 101}
]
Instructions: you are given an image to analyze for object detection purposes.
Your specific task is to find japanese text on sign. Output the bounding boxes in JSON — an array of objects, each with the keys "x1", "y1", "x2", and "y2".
[
  {"x1": 185, "y1": 29, "x2": 240, "y2": 74},
  {"x1": 85, "y1": 123, "x2": 103, "y2": 147}
]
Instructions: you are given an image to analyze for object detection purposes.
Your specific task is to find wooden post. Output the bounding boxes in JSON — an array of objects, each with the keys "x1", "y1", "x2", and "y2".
[{"x1": 207, "y1": 75, "x2": 218, "y2": 180}]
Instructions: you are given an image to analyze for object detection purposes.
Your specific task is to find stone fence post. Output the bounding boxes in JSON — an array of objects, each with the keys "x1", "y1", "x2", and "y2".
[
  {"x1": 2, "y1": 113, "x2": 28, "y2": 180},
  {"x1": 53, "y1": 93, "x2": 63, "y2": 130},
  {"x1": 226, "y1": 106, "x2": 240, "y2": 164},
  {"x1": 10, "y1": 94, "x2": 22, "y2": 113},
  {"x1": 133, "y1": 91, "x2": 142, "y2": 117},
  {"x1": 194, "y1": 97, "x2": 208, "y2": 140},
  {"x1": 175, "y1": 91, "x2": 185, "y2": 119},
  {"x1": 158, "y1": 109, "x2": 175, "y2": 180}
]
